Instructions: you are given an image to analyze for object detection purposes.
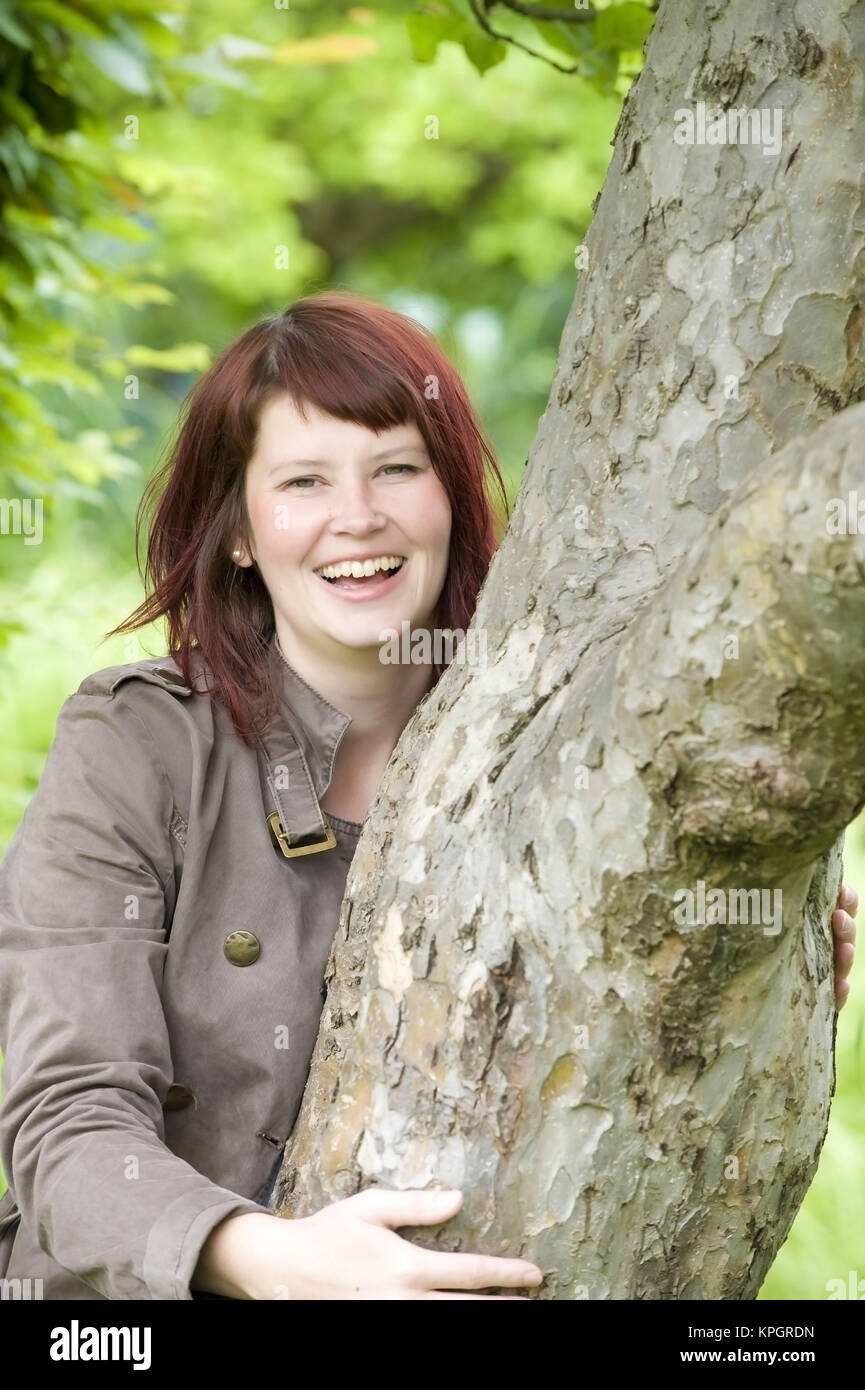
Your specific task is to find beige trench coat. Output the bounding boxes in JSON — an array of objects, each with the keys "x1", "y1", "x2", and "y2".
[{"x1": 0, "y1": 633, "x2": 364, "y2": 1299}]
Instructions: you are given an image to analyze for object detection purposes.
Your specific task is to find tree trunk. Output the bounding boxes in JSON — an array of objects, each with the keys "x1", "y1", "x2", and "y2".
[{"x1": 272, "y1": 0, "x2": 865, "y2": 1298}]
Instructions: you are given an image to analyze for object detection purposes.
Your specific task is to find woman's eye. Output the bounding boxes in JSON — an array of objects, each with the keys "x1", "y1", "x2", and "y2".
[{"x1": 279, "y1": 465, "x2": 418, "y2": 489}]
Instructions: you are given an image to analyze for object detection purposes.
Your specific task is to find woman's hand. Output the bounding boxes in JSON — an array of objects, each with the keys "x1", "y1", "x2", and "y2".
[
  {"x1": 207, "y1": 1189, "x2": 543, "y2": 1300},
  {"x1": 832, "y1": 883, "x2": 857, "y2": 1011}
]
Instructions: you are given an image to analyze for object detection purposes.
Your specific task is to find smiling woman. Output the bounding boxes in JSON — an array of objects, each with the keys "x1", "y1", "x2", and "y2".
[
  {"x1": 109, "y1": 290, "x2": 511, "y2": 749},
  {"x1": 0, "y1": 290, "x2": 555, "y2": 1302},
  {"x1": 0, "y1": 292, "x2": 858, "y2": 1302},
  {"x1": 234, "y1": 392, "x2": 452, "y2": 728}
]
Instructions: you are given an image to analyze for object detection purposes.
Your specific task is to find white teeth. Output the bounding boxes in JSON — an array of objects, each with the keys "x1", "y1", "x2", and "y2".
[{"x1": 315, "y1": 554, "x2": 404, "y2": 580}]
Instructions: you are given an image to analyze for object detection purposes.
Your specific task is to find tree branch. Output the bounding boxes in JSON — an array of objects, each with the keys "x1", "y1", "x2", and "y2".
[
  {"x1": 466, "y1": 0, "x2": 582, "y2": 72},
  {"x1": 488, "y1": 0, "x2": 597, "y2": 21},
  {"x1": 608, "y1": 400, "x2": 865, "y2": 860}
]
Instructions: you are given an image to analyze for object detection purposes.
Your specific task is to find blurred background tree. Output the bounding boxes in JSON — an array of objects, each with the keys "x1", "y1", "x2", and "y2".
[{"x1": 0, "y1": 0, "x2": 861, "y2": 1299}]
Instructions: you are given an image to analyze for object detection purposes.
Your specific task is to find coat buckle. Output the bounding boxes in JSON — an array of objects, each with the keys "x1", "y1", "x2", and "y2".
[{"x1": 266, "y1": 811, "x2": 337, "y2": 857}]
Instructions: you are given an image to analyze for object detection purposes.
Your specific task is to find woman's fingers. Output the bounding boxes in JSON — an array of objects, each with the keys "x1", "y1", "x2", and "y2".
[
  {"x1": 414, "y1": 1248, "x2": 544, "y2": 1292},
  {"x1": 356, "y1": 1186, "x2": 465, "y2": 1229},
  {"x1": 351, "y1": 1186, "x2": 543, "y2": 1292},
  {"x1": 425, "y1": 1291, "x2": 535, "y2": 1299},
  {"x1": 833, "y1": 905, "x2": 856, "y2": 1009},
  {"x1": 833, "y1": 908, "x2": 857, "y2": 946},
  {"x1": 839, "y1": 883, "x2": 859, "y2": 916}
]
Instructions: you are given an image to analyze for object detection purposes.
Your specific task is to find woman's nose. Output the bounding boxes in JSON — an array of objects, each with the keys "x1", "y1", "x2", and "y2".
[{"x1": 327, "y1": 484, "x2": 387, "y2": 526}]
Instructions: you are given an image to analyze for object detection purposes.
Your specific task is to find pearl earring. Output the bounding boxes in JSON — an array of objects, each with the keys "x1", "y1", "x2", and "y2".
[{"x1": 232, "y1": 549, "x2": 242, "y2": 561}]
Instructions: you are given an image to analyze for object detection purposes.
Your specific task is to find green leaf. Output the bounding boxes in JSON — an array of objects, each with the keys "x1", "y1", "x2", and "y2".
[
  {"x1": 435, "y1": 0, "x2": 473, "y2": 16},
  {"x1": 85, "y1": 214, "x2": 152, "y2": 244},
  {"x1": 16, "y1": 349, "x2": 101, "y2": 392},
  {"x1": 529, "y1": 15, "x2": 619, "y2": 90},
  {"x1": 592, "y1": 3, "x2": 654, "y2": 53},
  {"x1": 217, "y1": 35, "x2": 274, "y2": 62},
  {"x1": 83, "y1": 0, "x2": 184, "y2": 15},
  {"x1": 0, "y1": 89, "x2": 38, "y2": 128},
  {"x1": 461, "y1": 30, "x2": 507, "y2": 74},
  {"x1": 80, "y1": 38, "x2": 153, "y2": 95},
  {"x1": 130, "y1": 16, "x2": 184, "y2": 58},
  {"x1": 23, "y1": 2, "x2": 106, "y2": 40},
  {"x1": 108, "y1": 280, "x2": 176, "y2": 307},
  {"x1": 125, "y1": 342, "x2": 212, "y2": 372},
  {"x1": 406, "y1": 6, "x2": 505, "y2": 72},
  {"x1": 166, "y1": 49, "x2": 258, "y2": 93},
  {"x1": 0, "y1": 130, "x2": 42, "y2": 195},
  {"x1": 0, "y1": 380, "x2": 41, "y2": 420},
  {"x1": 529, "y1": 18, "x2": 585, "y2": 59},
  {"x1": 405, "y1": 11, "x2": 467, "y2": 63},
  {"x1": 0, "y1": 9, "x2": 32, "y2": 48}
]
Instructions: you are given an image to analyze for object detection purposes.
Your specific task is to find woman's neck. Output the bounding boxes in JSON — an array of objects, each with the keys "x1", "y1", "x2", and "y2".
[{"x1": 275, "y1": 625, "x2": 436, "y2": 756}]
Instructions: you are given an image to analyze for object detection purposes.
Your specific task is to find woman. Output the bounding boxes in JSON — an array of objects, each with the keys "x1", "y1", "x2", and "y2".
[{"x1": 0, "y1": 292, "x2": 857, "y2": 1301}]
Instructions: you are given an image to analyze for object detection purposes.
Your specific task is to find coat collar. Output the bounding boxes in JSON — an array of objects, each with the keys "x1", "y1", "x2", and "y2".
[
  {"x1": 256, "y1": 633, "x2": 356, "y2": 852},
  {"x1": 262, "y1": 632, "x2": 353, "y2": 799}
]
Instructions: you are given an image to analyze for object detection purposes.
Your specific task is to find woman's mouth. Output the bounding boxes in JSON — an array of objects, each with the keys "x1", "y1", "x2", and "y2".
[{"x1": 314, "y1": 558, "x2": 407, "y2": 601}]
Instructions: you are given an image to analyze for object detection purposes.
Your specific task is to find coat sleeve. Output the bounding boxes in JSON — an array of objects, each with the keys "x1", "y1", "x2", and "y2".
[{"x1": 0, "y1": 687, "x2": 270, "y2": 1300}]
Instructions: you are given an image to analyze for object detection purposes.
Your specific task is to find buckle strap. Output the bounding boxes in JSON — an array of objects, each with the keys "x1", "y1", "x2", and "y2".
[
  {"x1": 266, "y1": 810, "x2": 336, "y2": 858},
  {"x1": 255, "y1": 731, "x2": 338, "y2": 859}
]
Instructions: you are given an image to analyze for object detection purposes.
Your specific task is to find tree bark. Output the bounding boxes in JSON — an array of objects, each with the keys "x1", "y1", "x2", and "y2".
[{"x1": 272, "y1": 0, "x2": 865, "y2": 1298}]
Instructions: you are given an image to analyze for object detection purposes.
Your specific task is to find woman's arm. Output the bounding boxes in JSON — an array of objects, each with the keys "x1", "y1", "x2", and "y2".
[
  {"x1": 192, "y1": 890, "x2": 857, "y2": 1301},
  {"x1": 0, "y1": 688, "x2": 269, "y2": 1300}
]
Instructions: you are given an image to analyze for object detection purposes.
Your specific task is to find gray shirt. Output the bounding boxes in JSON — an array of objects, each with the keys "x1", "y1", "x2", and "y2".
[{"x1": 0, "y1": 632, "x2": 363, "y2": 1299}]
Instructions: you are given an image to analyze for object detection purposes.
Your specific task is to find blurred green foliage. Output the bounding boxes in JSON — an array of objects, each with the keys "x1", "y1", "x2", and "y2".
[
  {"x1": 0, "y1": 0, "x2": 630, "y2": 810},
  {"x1": 0, "y1": 1, "x2": 187, "y2": 530},
  {"x1": 0, "y1": 0, "x2": 860, "y2": 1302}
]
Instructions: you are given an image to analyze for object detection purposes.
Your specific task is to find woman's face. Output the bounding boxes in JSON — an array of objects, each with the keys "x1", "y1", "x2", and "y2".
[{"x1": 237, "y1": 393, "x2": 452, "y2": 660}]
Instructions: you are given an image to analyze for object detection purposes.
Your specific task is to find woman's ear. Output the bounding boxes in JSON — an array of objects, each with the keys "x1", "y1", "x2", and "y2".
[{"x1": 229, "y1": 539, "x2": 253, "y2": 567}]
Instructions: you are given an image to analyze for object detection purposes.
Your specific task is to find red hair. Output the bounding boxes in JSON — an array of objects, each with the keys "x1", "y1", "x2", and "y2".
[{"x1": 108, "y1": 290, "x2": 511, "y2": 747}]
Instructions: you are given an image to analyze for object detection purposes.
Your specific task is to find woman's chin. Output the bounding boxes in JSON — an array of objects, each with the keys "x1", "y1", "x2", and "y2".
[
  {"x1": 319, "y1": 622, "x2": 404, "y2": 652},
  {"x1": 319, "y1": 613, "x2": 427, "y2": 660}
]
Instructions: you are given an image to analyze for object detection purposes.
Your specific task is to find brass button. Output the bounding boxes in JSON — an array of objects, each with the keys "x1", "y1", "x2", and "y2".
[
  {"x1": 163, "y1": 1082, "x2": 195, "y2": 1111},
  {"x1": 224, "y1": 930, "x2": 261, "y2": 966}
]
